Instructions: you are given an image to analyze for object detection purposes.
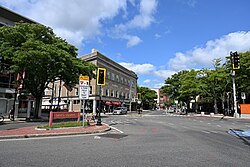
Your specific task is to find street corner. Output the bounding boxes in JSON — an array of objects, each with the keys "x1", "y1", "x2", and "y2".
[{"x1": 0, "y1": 122, "x2": 111, "y2": 140}]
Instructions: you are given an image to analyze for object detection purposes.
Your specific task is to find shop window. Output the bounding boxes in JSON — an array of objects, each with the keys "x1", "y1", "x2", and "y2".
[{"x1": 73, "y1": 100, "x2": 80, "y2": 104}]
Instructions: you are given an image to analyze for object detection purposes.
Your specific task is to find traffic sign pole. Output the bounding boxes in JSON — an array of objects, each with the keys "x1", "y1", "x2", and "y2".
[{"x1": 79, "y1": 75, "x2": 90, "y2": 127}]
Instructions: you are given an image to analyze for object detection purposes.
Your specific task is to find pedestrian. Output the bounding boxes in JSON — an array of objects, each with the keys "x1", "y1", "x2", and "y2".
[{"x1": 8, "y1": 108, "x2": 14, "y2": 120}]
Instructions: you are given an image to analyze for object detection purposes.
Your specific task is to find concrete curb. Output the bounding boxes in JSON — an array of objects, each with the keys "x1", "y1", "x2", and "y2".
[{"x1": 0, "y1": 124, "x2": 111, "y2": 140}]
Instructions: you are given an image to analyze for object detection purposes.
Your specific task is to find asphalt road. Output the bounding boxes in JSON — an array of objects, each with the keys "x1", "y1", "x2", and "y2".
[{"x1": 0, "y1": 110, "x2": 250, "y2": 167}]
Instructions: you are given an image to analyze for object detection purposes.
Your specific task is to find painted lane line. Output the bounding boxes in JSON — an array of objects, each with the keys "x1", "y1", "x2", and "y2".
[
  {"x1": 109, "y1": 126, "x2": 124, "y2": 134},
  {"x1": 201, "y1": 130, "x2": 210, "y2": 134}
]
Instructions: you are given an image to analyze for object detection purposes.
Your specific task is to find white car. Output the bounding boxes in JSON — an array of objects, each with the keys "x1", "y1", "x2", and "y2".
[{"x1": 113, "y1": 107, "x2": 127, "y2": 115}]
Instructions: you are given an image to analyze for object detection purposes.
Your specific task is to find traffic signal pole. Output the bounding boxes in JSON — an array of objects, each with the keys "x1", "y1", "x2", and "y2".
[
  {"x1": 232, "y1": 70, "x2": 239, "y2": 118},
  {"x1": 96, "y1": 85, "x2": 102, "y2": 126},
  {"x1": 230, "y1": 51, "x2": 240, "y2": 118}
]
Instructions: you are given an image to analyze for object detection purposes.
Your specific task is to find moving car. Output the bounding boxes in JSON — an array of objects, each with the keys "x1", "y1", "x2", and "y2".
[{"x1": 113, "y1": 107, "x2": 127, "y2": 115}]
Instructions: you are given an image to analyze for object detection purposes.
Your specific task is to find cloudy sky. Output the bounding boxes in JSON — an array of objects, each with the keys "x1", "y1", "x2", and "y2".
[{"x1": 1, "y1": 0, "x2": 250, "y2": 88}]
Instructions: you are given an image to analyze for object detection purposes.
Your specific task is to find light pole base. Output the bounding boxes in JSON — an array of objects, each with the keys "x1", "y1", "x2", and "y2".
[
  {"x1": 234, "y1": 113, "x2": 240, "y2": 118},
  {"x1": 96, "y1": 118, "x2": 102, "y2": 126}
]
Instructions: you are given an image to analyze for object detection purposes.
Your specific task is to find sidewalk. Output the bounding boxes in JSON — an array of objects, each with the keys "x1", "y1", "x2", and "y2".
[{"x1": 0, "y1": 118, "x2": 111, "y2": 139}]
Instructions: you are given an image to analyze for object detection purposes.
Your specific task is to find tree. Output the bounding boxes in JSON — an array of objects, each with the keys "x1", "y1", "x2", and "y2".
[
  {"x1": 137, "y1": 86, "x2": 157, "y2": 110},
  {"x1": 0, "y1": 23, "x2": 96, "y2": 118},
  {"x1": 236, "y1": 52, "x2": 250, "y2": 103}
]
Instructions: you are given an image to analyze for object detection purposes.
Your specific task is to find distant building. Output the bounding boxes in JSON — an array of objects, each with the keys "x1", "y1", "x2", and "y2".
[
  {"x1": 43, "y1": 49, "x2": 138, "y2": 114},
  {"x1": 151, "y1": 88, "x2": 169, "y2": 109}
]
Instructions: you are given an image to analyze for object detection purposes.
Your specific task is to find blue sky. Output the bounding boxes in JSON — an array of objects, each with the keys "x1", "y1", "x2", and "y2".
[{"x1": 1, "y1": 0, "x2": 250, "y2": 88}]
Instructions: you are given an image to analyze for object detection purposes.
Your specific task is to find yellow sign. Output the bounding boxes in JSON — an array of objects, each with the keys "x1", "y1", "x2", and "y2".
[{"x1": 79, "y1": 75, "x2": 89, "y2": 81}]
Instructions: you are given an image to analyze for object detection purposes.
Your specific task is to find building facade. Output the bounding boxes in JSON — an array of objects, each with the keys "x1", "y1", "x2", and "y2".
[
  {"x1": 152, "y1": 88, "x2": 169, "y2": 109},
  {"x1": 0, "y1": 6, "x2": 36, "y2": 117},
  {"x1": 43, "y1": 49, "x2": 138, "y2": 114}
]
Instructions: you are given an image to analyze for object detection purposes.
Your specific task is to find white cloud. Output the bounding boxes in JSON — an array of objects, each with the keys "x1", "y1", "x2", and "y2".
[
  {"x1": 154, "y1": 33, "x2": 161, "y2": 39},
  {"x1": 125, "y1": 35, "x2": 142, "y2": 47},
  {"x1": 119, "y1": 62, "x2": 155, "y2": 75},
  {"x1": 1, "y1": 0, "x2": 157, "y2": 48},
  {"x1": 0, "y1": 0, "x2": 127, "y2": 47},
  {"x1": 169, "y1": 31, "x2": 250, "y2": 71},
  {"x1": 119, "y1": 62, "x2": 176, "y2": 88},
  {"x1": 110, "y1": 0, "x2": 157, "y2": 47},
  {"x1": 143, "y1": 79, "x2": 151, "y2": 84}
]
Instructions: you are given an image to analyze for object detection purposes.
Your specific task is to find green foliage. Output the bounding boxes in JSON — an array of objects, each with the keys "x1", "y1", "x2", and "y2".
[
  {"x1": 137, "y1": 86, "x2": 157, "y2": 109},
  {"x1": 37, "y1": 121, "x2": 89, "y2": 129},
  {"x1": 161, "y1": 58, "x2": 233, "y2": 113},
  {"x1": 0, "y1": 23, "x2": 96, "y2": 118}
]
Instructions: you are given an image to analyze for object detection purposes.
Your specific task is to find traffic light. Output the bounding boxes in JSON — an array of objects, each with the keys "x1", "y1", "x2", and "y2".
[
  {"x1": 137, "y1": 93, "x2": 141, "y2": 99},
  {"x1": 97, "y1": 68, "x2": 106, "y2": 85},
  {"x1": 231, "y1": 51, "x2": 240, "y2": 70}
]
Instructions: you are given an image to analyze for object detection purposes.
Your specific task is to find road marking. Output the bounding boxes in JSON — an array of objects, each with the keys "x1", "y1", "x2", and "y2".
[
  {"x1": 109, "y1": 126, "x2": 124, "y2": 134},
  {"x1": 201, "y1": 130, "x2": 210, "y2": 134},
  {"x1": 0, "y1": 132, "x2": 108, "y2": 142},
  {"x1": 210, "y1": 131, "x2": 218, "y2": 134},
  {"x1": 207, "y1": 123, "x2": 211, "y2": 125},
  {"x1": 216, "y1": 125, "x2": 222, "y2": 127},
  {"x1": 168, "y1": 123, "x2": 174, "y2": 126}
]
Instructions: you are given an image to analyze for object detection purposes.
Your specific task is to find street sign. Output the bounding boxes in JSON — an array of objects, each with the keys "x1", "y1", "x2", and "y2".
[
  {"x1": 79, "y1": 75, "x2": 89, "y2": 86},
  {"x1": 79, "y1": 86, "x2": 89, "y2": 99},
  {"x1": 241, "y1": 92, "x2": 246, "y2": 100},
  {"x1": 79, "y1": 75, "x2": 89, "y2": 81}
]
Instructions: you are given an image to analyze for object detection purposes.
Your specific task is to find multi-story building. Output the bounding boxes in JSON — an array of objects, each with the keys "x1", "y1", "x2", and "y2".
[
  {"x1": 43, "y1": 49, "x2": 138, "y2": 114},
  {"x1": 0, "y1": 6, "x2": 36, "y2": 117},
  {"x1": 152, "y1": 88, "x2": 169, "y2": 109}
]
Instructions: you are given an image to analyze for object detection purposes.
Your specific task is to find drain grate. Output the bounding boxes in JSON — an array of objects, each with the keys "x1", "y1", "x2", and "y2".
[{"x1": 99, "y1": 133, "x2": 128, "y2": 139}]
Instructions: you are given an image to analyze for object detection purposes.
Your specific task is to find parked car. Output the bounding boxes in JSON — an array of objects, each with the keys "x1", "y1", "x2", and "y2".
[{"x1": 113, "y1": 107, "x2": 127, "y2": 115}]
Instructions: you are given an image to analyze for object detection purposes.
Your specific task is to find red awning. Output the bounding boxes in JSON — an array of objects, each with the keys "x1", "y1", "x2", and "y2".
[
  {"x1": 105, "y1": 101, "x2": 112, "y2": 105},
  {"x1": 104, "y1": 101, "x2": 121, "y2": 106},
  {"x1": 112, "y1": 101, "x2": 121, "y2": 106}
]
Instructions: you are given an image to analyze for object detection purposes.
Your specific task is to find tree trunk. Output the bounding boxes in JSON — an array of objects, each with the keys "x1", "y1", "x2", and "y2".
[
  {"x1": 221, "y1": 94, "x2": 225, "y2": 115},
  {"x1": 34, "y1": 96, "x2": 42, "y2": 118},
  {"x1": 214, "y1": 98, "x2": 218, "y2": 114}
]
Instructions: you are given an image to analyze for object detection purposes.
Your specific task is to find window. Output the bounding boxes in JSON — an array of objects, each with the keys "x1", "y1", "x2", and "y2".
[
  {"x1": 75, "y1": 88, "x2": 79, "y2": 96},
  {"x1": 111, "y1": 73, "x2": 115, "y2": 80},
  {"x1": 120, "y1": 76, "x2": 123, "y2": 83},
  {"x1": 116, "y1": 91, "x2": 118, "y2": 98},
  {"x1": 111, "y1": 90, "x2": 114, "y2": 97},
  {"x1": 107, "y1": 71, "x2": 110, "y2": 79},
  {"x1": 44, "y1": 88, "x2": 49, "y2": 96},
  {"x1": 116, "y1": 75, "x2": 119, "y2": 82},
  {"x1": 89, "y1": 86, "x2": 92, "y2": 94},
  {"x1": 73, "y1": 100, "x2": 80, "y2": 104},
  {"x1": 106, "y1": 89, "x2": 109, "y2": 96}
]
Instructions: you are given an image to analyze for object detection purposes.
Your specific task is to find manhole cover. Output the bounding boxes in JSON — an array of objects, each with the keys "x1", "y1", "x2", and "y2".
[{"x1": 99, "y1": 133, "x2": 128, "y2": 139}]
